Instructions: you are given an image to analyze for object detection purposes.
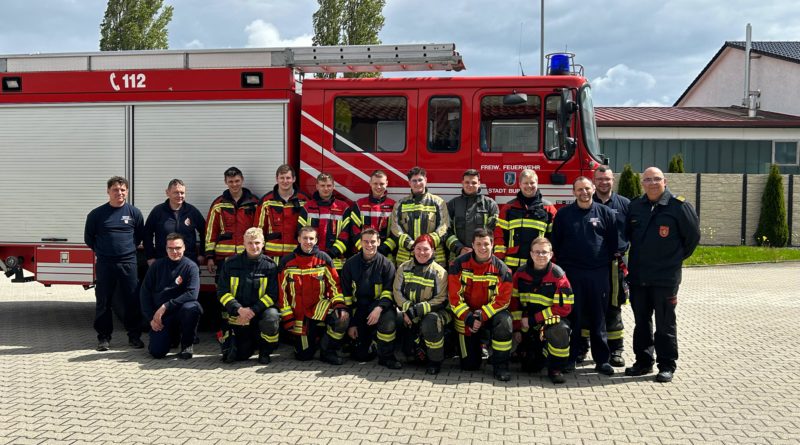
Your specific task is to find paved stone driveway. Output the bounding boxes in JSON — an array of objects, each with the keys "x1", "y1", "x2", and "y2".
[{"x1": 1, "y1": 263, "x2": 798, "y2": 444}]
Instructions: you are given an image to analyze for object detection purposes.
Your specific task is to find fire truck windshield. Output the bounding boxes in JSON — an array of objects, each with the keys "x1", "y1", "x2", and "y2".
[{"x1": 579, "y1": 85, "x2": 603, "y2": 162}]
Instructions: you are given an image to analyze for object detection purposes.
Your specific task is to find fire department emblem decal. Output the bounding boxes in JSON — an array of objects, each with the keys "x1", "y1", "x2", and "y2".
[
  {"x1": 175, "y1": 276, "x2": 183, "y2": 285},
  {"x1": 184, "y1": 218, "x2": 191, "y2": 226},
  {"x1": 504, "y1": 172, "x2": 516, "y2": 186},
  {"x1": 659, "y1": 225, "x2": 669, "y2": 238},
  {"x1": 121, "y1": 216, "x2": 132, "y2": 225}
]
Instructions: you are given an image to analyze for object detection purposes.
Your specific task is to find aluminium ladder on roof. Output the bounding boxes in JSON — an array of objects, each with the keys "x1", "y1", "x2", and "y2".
[{"x1": 0, "y1": 43, "x2": 465, "y2": 74}]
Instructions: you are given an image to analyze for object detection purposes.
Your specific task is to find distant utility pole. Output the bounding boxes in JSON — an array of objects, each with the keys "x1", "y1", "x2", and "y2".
[{"x1": 540, "y1": 0, "x2": 544, "y2": 75}]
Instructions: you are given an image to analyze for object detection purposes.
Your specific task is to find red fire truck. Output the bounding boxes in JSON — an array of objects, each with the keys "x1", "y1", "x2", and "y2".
[{"x1": 0, "y1": 44, "x2": 605, "y2": 287}]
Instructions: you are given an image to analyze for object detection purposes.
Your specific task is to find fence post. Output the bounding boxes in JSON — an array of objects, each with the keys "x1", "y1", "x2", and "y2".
[{"x1": 740, "y1": 174, "x2": 748, "y2": 246}]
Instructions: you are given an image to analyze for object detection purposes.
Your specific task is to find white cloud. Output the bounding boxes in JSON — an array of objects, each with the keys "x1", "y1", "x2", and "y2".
[
  {"x1": 592, "y1": 64, "x2": 656, "y2": 91},
  {"x1": 185, "y1": 39, "x2": 204, "y2": 49},
  {"x1": 244, "y1": 19, "x2": 313, "y2": 48}
]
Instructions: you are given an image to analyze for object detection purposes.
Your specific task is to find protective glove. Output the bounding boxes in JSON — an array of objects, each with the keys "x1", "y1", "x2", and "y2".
[{"x1": 544, "y1": 315, "x2": 561, "y2": 326}]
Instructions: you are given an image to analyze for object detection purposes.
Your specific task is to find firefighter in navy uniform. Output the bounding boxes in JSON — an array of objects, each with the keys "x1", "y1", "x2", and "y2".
[
  {"x1": 390, "y1": 234, "x2": 450, "y2": 374},
  {"x1": 339, "y1": 228, "x2": 399, "y2": 368},
  {"x1": 278, "y1": 226, "x2": 349, "y2": 365},
  {"x1": 216, "y1": 228, "x2": 280, "y2": 364},
  {"x1": 298, "y1": 173, "x2": 351, "y2": 270},
  {"x1": 576, "y1": 165, "x2": 631, "y2": 368},
  {"x1": 510, "y1": 237, "x2": 574, "y2": 384},
  {"x1": 449, "y1": 228, "x2": 514, "y2": 381},
  {"x1": 551, "y1": 177, "x2": 618, "y2": 376},
  {"x1": 348, "y1": 170, "x2": 397, "y2": 259},
  {"x1": 445, "y1": 169, "x2": 499, "y2": 264},
  {"x1": 256, "y1": 164, "x2": 309, "y2": 262},
  {"x1": 494, "y1": 169, "x2": 557, "y2": 271},
  {"x1": 625, "y1": 167, "x2": 700, "y2": 383}
]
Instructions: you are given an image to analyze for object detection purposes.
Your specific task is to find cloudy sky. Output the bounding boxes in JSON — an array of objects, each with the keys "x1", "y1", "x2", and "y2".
[{"x1": 1, "y1": 0, "x2": 797, "y2": 106}]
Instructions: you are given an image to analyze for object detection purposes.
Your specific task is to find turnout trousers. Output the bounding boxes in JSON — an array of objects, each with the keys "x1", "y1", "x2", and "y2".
[{"x1": 220, "y1": 307, "x2": 280, "y2": 361}]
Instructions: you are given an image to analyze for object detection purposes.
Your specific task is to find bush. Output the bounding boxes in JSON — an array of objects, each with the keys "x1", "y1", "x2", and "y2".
[
  {"x1": 668, "y1": 153, "x2": 685, "y2": 173},
  {"x1": 754, "y1": 164, "x2": 788, "y2": 247},
  {"x1": 618, "y1": 164, "x2": 643, "y2": 200}
]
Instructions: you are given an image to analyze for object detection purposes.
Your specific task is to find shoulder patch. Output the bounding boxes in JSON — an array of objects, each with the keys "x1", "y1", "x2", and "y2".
[
  {"x1": 550, "y1": 264, "x2": 565, "y2": 278},
  {"x1": 675, "y1": 195, "x2": 686, "y2": 202}
]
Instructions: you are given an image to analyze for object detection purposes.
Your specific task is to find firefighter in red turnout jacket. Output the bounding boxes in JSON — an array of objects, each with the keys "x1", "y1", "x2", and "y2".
[
  {"x1": 217, "y1": 228, "x2": 280, "y2": 364},
  {"x1": 298, "y1": 173, "x2": 351, "y2": 270},
  {"x1": 205, "y1": 167, "x2": 260, "y2": 275},
  {"x1": 494, "y1": 169, "x2": 557, "y2": 271},
  {"x1": 348, "y1": 170, "x2": 397, "y2": 258},
  {"x1": 256, "y1": 164, "x2": 309, "y2": 261},
  {"x1": 278, "y1": 226, "x2": 349, "y2": 365},
  {"x1": 449, "y1": 228, "x2": 514, "y2": 381},
  {"x1": 511, "y1": 237, "x2": 574, "y2": 384}
]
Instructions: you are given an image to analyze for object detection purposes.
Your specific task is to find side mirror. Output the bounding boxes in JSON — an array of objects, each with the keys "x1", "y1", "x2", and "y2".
[
  {"x1": 503, "y1": 92, "x2": 528, "y2": 106},
  {"x1": 558, "y1": 88, "x2": 577, "y2": 157}
]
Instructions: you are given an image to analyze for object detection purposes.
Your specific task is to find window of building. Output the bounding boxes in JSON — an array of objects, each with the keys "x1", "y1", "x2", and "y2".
[
  {"x1": 774, "y1": 141, "x2": 799, "y2": 165},
  {"x1": 427, "y1": 97, "x2": 461, "y2": 152},
  {"x1": 333, "y1": 96, "x2": 407, "y2": 153},
  {"x1": 479, "y1": 94, "x2": 541, "y2": 153}
]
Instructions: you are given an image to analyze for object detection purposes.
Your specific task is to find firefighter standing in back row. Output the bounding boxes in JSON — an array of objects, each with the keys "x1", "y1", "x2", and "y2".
[
  {"x1": 216, "y1": 227, "x2": 280, "y2": 364},
  {"x1": 256, "y1": 164, "x2": 309, "y2": 262},
  {"x1": 494, "y1": 169, "x2": 557, "y2": 271},
  {"x1": 298, "y1": 173, "x2": 351, "y2": 270},
  {"x1": 348, "y1": 170, "x2": 397, "y2": 259},
  {"x1": 449, "y1": 228, "x2": 514, "y2": 381},
  {"x1": 590, "y1": 166, "x2": 631, "y2": 367},
  {"x1": 625, "y1": 167, "x2": 700, "y2": 383},
  {"x1": 391, "y1": 166, "x2": 450, "y2": 267},
  {"x1": 446, "y1": 169, "x2": 499, "y2": 264}
]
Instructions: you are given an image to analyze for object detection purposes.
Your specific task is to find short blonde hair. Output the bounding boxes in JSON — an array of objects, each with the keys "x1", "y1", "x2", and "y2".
[
  {"x1": 520, "y1": 169, "x2": 538, "y2": 182},
  {"x1": 530, "y1": 237, "x2": 552, "y2": 251},
  {"x1": 244, "y1": 227, "x2": 264, "y2": 243}
]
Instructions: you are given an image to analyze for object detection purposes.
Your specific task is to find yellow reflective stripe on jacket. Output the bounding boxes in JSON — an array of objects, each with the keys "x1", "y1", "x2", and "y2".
[
  {"x1": 402, "y1": 272, "x2": 435, "y2": 287},
  {"x1": 265, "y1": 242, "x2": 296, "y2": 253},
  {"x1": 507, "y1": 218, "x2": 548, "y2": 232},
  {"x1": 504, "y1": 256, "x2": 522, "y2": 267},
  {"x1": 400, "y1": 203, "x2": 438, "y2": 213},
  {"x1": 279, "y1": 305, "x2": 293, "y2": 318},
  {"x1": 313, "y1": 299, "x2": 331, "y2": 320},
  {"x1": 558, "y1": 292, "x2": 575, "y2": 305},
  {"x1": 452, "y1": 302, "x2": 470, "y2": 318},
  {"x1": 495, "y1": 218, "x2": 509, "y2": 230},
  {"x1": 219, "y1": 277, "x2": 240, "y2": 306},
  {"x1": 258, "y1": 277, "x2": 274, "y2": 308},
  {"x1": 518, "y1": 292, "x2": 553, "y2": 306},
  {"x1": 548, "y1": 343, "x2": 569, "y2": 357},
  {"x1": 420, "y1": 301, "x2": 431, "y2": 315}
]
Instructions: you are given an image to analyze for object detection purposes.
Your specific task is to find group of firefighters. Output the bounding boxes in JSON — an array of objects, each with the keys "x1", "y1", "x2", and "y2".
[{"x1": 84, "y1": 162, "x2": 699, "y2": 384}]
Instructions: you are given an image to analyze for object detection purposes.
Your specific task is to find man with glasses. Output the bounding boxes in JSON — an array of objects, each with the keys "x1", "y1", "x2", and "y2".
[
  {"x1": 551, "y1": 177, "x2": 618, "y2": 376},
  {"x1": 140, "y1": 233, "x2": 202, "y2": 359},
  {"x1": 625, "y1": 167, "x2": 699, "y2": 383}
]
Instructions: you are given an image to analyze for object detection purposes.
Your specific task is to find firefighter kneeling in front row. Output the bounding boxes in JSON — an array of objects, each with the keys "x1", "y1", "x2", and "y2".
[
  {"x1": 388, "y1": 234, "x2": 450, "y2": 374},
  {"x1": 511, "y1": 237, "x2": 574, "y2": 384},
  {"x1": 449, "y1": 228, "x2": 514, "y2": 381},
  {"x1": 217, "y1": 227, "x2": 280, "y2": 364},
  {"x1": 278, "y1": 226, "x2": 349, "y2": 365},
  {"x1": 339, "y1": 228, "x2": 399, "y2": 367}
]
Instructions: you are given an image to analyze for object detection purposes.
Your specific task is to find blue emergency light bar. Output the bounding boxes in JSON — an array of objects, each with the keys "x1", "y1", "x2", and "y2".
[{"x1": 548, "y1": 53, "x2": 571, "y2": 75}]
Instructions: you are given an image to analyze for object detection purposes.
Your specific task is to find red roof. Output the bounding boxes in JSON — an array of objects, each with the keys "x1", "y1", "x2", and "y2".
[{"x1": 596, "y1": 106, "x2": 800, "y2": 128}]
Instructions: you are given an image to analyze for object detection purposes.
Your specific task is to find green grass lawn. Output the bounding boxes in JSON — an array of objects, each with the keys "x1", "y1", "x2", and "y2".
[{"x1": 685, "y1": 245, "x2": 800, "y2": 266}]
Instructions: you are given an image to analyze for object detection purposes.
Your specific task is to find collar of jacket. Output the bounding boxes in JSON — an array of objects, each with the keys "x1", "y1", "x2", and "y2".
[
  {"x1": 368, "y1": 193, "x2": 387, "y2": 204},
  {"x1": 294, "y1": 245, "x2": 320, "y2": 256},
  {"x1": 312, "y1": 191, "x2": 335, "y2": 205},
  {"x1": 222, "y1": 187, "x2": 254, "y2": 205},
  {"x1": 516, "y1": 190, "x2": 543, "y2": 207},
  {"x1": 162, "y1": 199, "x2": 185, "y2": 213},
  {"x1": 649, "y1": 187, "x2": 672, "y2": 206},
  {"x1": 413, "y1": 255, "x2": 435, "y2": 267},
  {"x1": 272, "y1": 184, "x2": 302, "y2": 203}
]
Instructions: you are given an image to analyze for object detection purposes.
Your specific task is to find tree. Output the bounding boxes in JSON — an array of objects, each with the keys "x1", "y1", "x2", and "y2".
[
  {"x1": 312, "y1": 0, "x2": 386, "y2": 78},
  {"x1": 99, "y1": 0, "x2": 174, "y2": 51},
  {"x1": 668, "y1": 153, "x2": 685, "y2": 173},
  {"x1": 754, "y1": 164, "x2": 789, "y2": 247},
  {"x1": 618, "y1": 164, "x2": 643, "y2": 200}
]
